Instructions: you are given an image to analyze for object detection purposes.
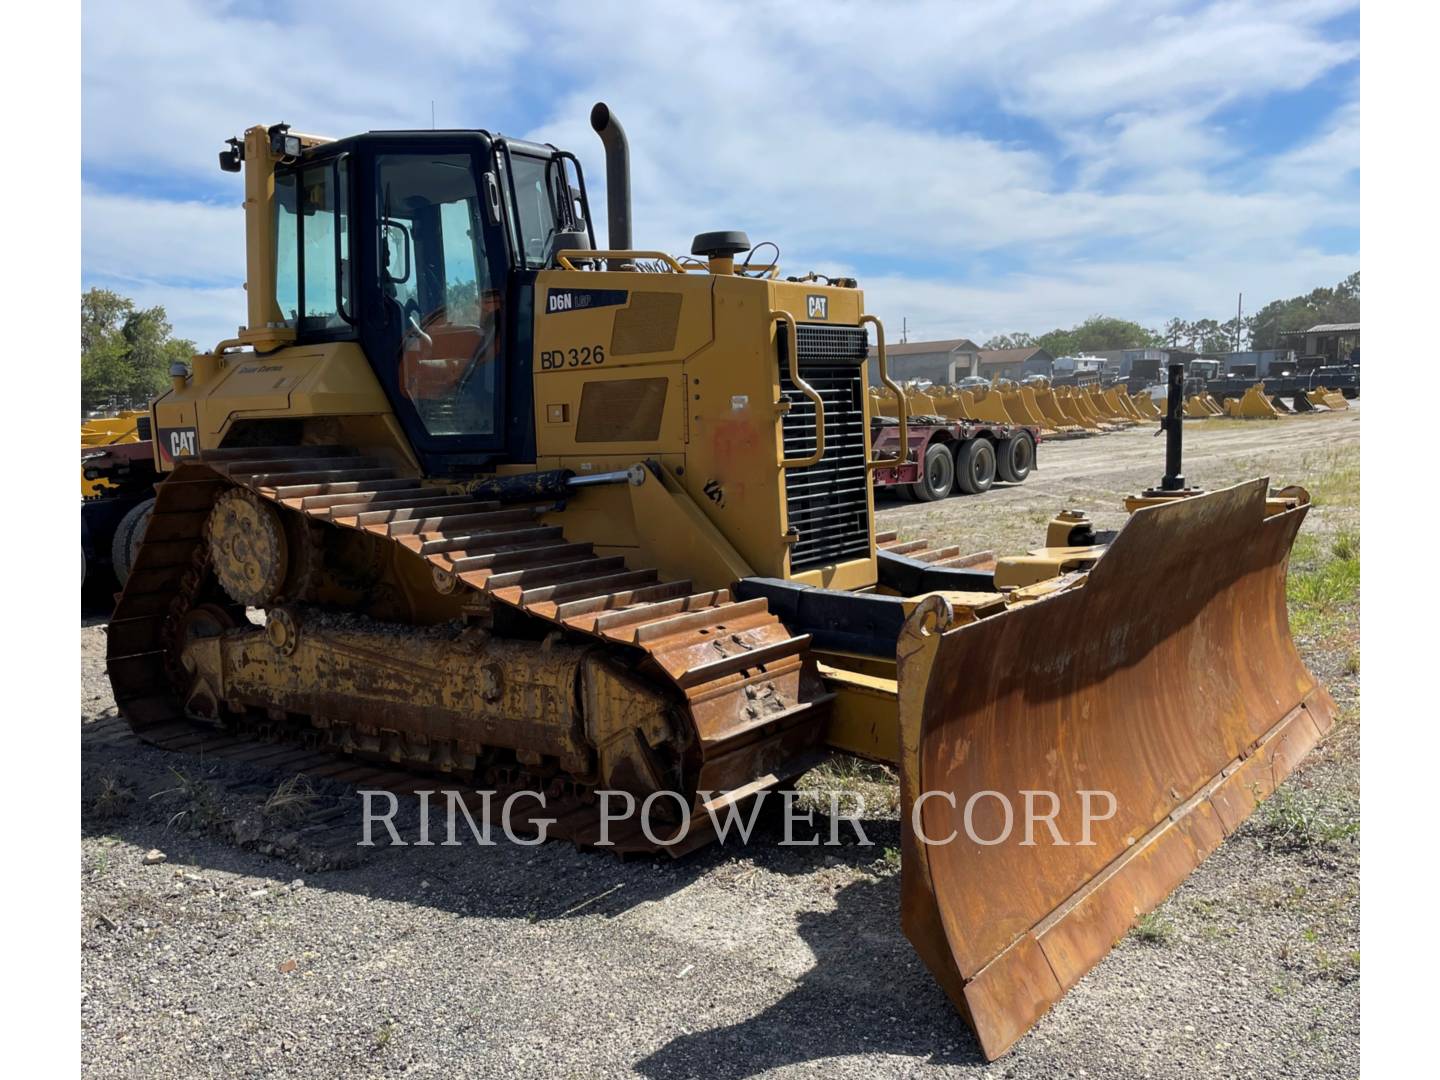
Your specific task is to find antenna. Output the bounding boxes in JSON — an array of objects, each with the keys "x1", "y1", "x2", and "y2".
[
  {"x1": 431, "y1": 101, "x2": 436, "y2": 129},
  {"x1": 902, "y1": 316, "x2": 908, "y2": 344}
]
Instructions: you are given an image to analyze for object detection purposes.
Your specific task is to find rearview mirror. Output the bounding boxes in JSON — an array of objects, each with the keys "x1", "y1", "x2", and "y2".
[{"x1": 381, "y1": 220, "x2": 412, "y2": 284}]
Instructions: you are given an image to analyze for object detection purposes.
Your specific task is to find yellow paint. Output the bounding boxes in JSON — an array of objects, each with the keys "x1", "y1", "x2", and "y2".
[{"x1": 819, "y1": 664, "x2": 900, "y2": 764}]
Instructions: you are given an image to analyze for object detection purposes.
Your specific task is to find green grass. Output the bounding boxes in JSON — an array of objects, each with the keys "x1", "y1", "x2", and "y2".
[
  {"x1": 1253, "y1": 787, "x2": 1359, "y2": 853},
  {"x1": 1307, "y1": 457, "x2": 1361, "y2": 510},
  {"x1": 263, "y1": 774, "x2": 321, "y2": 824},
  {"x1": 91, "y1": 776, "x2": 134, "y2": 820},
  {"x1": 795, "y1": 754, "x2": 900, "y2": 815},
  {"x1": 150, "y1": 766, "x2": 223, "y2": 831},
  {"x1": 1287, "y1": 527, "x2": 1359, "y2": 640},
  {"x1": 1133, "y1": 912, "x2": 1175, "y2": 945}
]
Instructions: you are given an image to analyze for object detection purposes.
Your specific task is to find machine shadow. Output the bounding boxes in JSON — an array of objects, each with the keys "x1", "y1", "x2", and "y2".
[
  {"x1": 81, "y1": 715, "x2": 981, "y2": 1073},
  {"x1": 633, "y1": 873, "x2": 985, "y2": 1078}
]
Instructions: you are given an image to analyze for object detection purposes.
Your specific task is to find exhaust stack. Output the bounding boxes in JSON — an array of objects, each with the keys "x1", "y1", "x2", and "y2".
[{"x1": 589, "y1": 102, "x2": 632, "y2": 251}]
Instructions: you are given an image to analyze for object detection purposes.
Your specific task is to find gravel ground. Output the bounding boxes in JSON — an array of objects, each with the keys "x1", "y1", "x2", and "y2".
[{"x1": 81, "y1": 409, "x2": 1360, "y2": 1078}]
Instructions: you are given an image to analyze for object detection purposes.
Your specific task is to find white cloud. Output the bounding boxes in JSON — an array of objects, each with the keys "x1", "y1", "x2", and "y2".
[
  {"x1": 1006, "y1": 0, "x2": 1358, "y2": 120},
  {"x1": 81, "y1": 0, "x2": 1358, "y2": 347},
  {"x1": 1266, "y1": 98, "x2": 1360, "y2": 190},
  {"x1": 860, "y1": 249, "x2": 1361, "y2": 345},
  {"x1": 81, "y1": 0, "x2": 531, "y2": 178},
  {"x1": 82, "y1": 186, "x2": 240, "y2": 284}
]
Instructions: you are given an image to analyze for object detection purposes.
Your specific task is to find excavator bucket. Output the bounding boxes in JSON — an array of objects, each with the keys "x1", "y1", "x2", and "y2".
[
  {"x1": 906, "y1": 385, "x2": 942, "y2": 417},
  {"x1": 1033, "y1": 386, "x2": 1087, "y2": 436},
  {"x1": 1054, "y1": 388, "x2": 1103, "y2": 431},
  {"x1": 933, "y1": 388, "x2": 972, "y2": 422},
  {"x1": 1183, "y1": 395, "x2": 1214, "y2": 419},
  {"x1": 894, "y1": 479, "x2": 1333, "y2": 1059},
  {"x1": 1072, "y1": 389, "x2": 1119, "y2": 430},
  {"x1": 1102, "y1": 386, "x2": 1143, "y2": 422},
  {"x1": 1000, "y1": 384, "x2": 1048, "y2": 428},
  {"x1": 1013, "y1": 386, "x2": 1060, "y2": 437},
  {"x1": 960, "y1": 388, "x2": 1016, "y2": 425},
  {"x1": 1130, "y1": 392, "x2": 1162, "y2": 420},
  {"x1": 1086, "y1": 386, "x2": 1132, "y2": 425},
  {"x1": 1224, "y1": 384, "x2": 1281, "y2": 419}
]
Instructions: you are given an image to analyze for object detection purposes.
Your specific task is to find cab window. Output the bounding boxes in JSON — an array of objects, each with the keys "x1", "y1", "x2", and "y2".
[
  {"x1": 377, "y1": 153, "x2": 500, "y2": 437},
  {"x1": 503, "y1": 153, "x2": 559, "y2": 269},
  {"x1": 272, "y1": 160, "x2": 350, "y2": 332}
]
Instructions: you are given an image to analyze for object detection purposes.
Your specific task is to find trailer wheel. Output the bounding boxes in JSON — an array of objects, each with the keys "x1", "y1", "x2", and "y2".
[
  {"x1": 997, "y1": 431, "x2": 1035, "y2": 483},
  {"x1": 911, "y1": 442, "x2": 955, "y2": 501},
  {"x1": 955, "y1": 439, "x2": 996, "y2": 495},
  {"x1": 111, "y1": 497, "x2": 155, "y2": 586}
]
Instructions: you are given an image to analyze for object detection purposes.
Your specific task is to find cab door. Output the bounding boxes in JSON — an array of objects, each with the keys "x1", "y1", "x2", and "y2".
[{"x1": 357, "y1": 137, "x2": 511, "y2": 474}]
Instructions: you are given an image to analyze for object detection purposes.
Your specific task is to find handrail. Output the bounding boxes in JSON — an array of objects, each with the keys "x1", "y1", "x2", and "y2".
[
  {"x1": 864, "y1": 313, "x2": 908, "y2": 468},
  {"x1": 553, "y1": 249, "x2": 782, "y2": 278},
  {"x1": 554, "y1": 249, "x2": 688, "y2": 273},
  {"x1": 772, "y1": 310, "x2": 826, "y2": 469}
]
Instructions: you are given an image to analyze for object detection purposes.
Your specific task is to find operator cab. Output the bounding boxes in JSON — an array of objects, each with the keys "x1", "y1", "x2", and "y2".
[{"x1": 261, "y1": 129, "x2": 593, "y2": 473}]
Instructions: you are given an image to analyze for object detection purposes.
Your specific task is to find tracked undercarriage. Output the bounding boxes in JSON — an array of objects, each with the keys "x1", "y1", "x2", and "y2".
[{"x1": 107, "y1": 446, "x2": 831, "y2": 854}]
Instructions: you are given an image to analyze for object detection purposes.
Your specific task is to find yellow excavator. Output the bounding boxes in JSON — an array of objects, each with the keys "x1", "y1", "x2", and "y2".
[{"x1": 106, "y1": 105, "x2": 1333, "y2": 1059}]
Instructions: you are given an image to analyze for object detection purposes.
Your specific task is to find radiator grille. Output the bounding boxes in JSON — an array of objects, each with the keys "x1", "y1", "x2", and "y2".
[{"x1": 779, "y1": 323, "x2": 872, "y2": 572}]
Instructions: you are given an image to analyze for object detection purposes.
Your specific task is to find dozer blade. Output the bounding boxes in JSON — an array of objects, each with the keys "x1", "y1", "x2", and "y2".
[{"x1": 894, "y1": 479, "x2": 1333, "y2": 1059}]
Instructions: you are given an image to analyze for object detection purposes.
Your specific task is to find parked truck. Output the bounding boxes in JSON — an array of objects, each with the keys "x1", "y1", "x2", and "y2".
[
  {"x1": 871, "y1": 414, "x2": 1038, "y2": 500},
  {"x1": 867, "y1": 382, "x2": 1039, "y2": 499}
]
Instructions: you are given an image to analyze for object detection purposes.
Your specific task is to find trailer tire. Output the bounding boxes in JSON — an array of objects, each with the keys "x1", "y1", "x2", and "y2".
[
  {"x1": 111, "y1": 497, "x2": 155, "y2": 586},
  {"x1": 955, "y1": 439, "x2": 996, "y2": 495},
  {"x1": 912, "y1": 442, "x2": 955, "y2": 501},
  {"x1": 997, "y1": 431, "x2": 1035, "y2": 483}
]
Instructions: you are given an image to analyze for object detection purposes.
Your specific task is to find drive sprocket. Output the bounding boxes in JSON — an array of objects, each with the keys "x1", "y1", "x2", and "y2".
[{"x1": 206, "y1": 487, "x2": 289, "y2": 606}]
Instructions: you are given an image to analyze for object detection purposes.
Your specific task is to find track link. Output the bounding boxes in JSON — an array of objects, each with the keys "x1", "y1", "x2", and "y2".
[{"x1": 107, "y1": 447, "x2": 832, "y2": 856}]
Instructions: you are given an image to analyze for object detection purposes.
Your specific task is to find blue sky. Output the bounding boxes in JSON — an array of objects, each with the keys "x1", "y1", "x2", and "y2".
[{"x1": 81, "y1": 0, "x2": 1359, "y2": 347}]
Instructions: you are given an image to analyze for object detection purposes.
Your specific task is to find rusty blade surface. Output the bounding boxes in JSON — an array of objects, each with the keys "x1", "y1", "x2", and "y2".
[{"x1": 895, "y1": 478, "x2": 1334, "y2": 1060}]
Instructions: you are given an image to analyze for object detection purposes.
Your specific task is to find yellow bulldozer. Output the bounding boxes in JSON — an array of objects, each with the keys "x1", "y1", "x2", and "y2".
[{"x1": 106, "y1": 106, "x2": 1333, "y2": 1059}]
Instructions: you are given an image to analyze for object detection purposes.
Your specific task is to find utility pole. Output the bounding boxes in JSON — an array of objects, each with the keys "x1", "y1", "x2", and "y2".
[{"x1": 1235, "y1": 292, "x2": 1243, "y2": 352}]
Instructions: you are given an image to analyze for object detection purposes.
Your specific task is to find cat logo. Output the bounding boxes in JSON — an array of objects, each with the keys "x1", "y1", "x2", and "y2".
[
  {"x1": 806, "y1": 294, "x2": 828, "y2": 320},
  {"x1": 158, "y1": 426, "x2": 198, "y2": 464}
]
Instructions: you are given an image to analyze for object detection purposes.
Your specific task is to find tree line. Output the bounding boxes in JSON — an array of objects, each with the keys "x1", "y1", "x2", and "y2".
[
  {"x1": 982, "y1": 272, "x2": 1359, "y2": 357},
  {"x1": 79, "y1": 271, "x2": 1361, "y2": 414},
  {"x1": 81, "y1": 288, "x2": 195, "y2": 413}
]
